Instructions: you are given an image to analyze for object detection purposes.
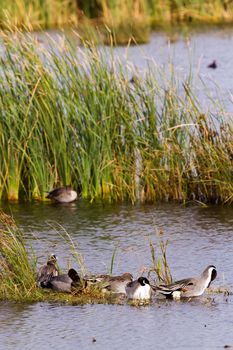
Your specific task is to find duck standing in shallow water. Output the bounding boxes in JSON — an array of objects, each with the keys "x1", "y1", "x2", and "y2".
[
  {"x1": 125, "y1": 277, "x2": 152, "y2": 300},
  {"x1": 153, "y1": 265, "x2": 217, "y2": 300},
  {"x1": 46, "y1": 186, "x2": 77, "y2": 203},
  {"x1": 37, "y1": 255, "x2": 58, "y2": 287}
]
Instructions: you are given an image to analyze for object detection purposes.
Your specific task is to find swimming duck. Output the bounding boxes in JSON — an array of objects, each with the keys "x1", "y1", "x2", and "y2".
[
  {"x1": 207, "y1": 60, "x2": 217, "y2": 69},
  {"x1": 37, "y1": 254, "x2": 58, "y2": 287},
  {"x1": 46, "y1": 186, "x2": 77, "y2": 203},
  {"x1": 153, "y1": 265, "x2": 217, "y2": 299},
  {"x1": 125, "y1": 277, "x2": 152, "y2": 300}
]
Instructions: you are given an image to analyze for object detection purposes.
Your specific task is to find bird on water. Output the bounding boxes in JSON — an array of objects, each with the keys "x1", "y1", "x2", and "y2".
[{"x1": 46, "y1": 186, "x2": 77, "y2": 203}]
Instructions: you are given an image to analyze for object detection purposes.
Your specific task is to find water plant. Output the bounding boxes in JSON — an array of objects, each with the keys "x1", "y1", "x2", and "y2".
[
  {"x1": 147, "y1": 230, "x2": 172, "y2": 284},
  {"x1": 0, "y1": 212, "x2": 38, "y2": 300}
]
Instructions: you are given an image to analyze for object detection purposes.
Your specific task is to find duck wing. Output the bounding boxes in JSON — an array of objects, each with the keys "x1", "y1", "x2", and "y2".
[
  {"x1": 156, "y1": 278, "x2": 196, "y2": 295},
  {"x1": 37, "y1": 265, "x2": 58, "y2": 285},
  {"x1": 46, "y1": 187, "x2": 64, "y2": 199}
]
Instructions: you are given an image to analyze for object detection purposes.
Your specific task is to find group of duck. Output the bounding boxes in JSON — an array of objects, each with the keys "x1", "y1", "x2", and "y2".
[
  {"x1": 37, "y1": 255, "x2": 217, "y2": 301},
  {"x1": 43, "y1": 187, "x2": 218, "y2": 300}
]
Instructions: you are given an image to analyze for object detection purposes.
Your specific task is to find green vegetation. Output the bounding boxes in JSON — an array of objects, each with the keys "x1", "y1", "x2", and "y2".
[
  {"x1": 0, "y1": 1, "x2": 233, "y2": 43},
  {"x1": 0, "y1": 31, "x2": 233, "y2": 204},
  {"x1": 148, "y1": 233, "x2": 172, "y2": 284}
]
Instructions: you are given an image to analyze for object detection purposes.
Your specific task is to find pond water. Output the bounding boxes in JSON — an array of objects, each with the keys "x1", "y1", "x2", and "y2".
[
  {"x1": 2, "y1": 28, "x2": 233, "y2": 349},
  {"x1": 1, "y1": 201, "x2": 233, "y2": 349}
]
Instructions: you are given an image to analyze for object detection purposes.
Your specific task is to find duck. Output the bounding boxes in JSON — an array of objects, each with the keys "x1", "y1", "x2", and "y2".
[
  {"x1": 125, "y1": 277, "x2": 152, "y2": 300},
  {"x1": 37, "y1": 254, "x2": 58, "y2": 287},
  {"x1": 153, "y1": 265, "x2": 217, "y2": 300},
  {"x1": 46, "y1": 186, "x2": 77, "y2": 203},
  {"x1": 99, "y1": 273, "x2": 133, "y2": 294},
  {"x1": 207, "y1": 60, "x2": 217, "y2": 69},
  {"x1": 40, "y1": 268, "x2": 82, "y2": 292},
  {"x1": 85, "y1": 272, "x2": 133, "y2": 294}
]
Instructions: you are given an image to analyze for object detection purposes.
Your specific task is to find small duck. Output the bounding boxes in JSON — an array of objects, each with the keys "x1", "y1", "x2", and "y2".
[
  {"x1": 46, "y1": 186, "x2": 77, "y2": 203},
  {"x1": 125, "y1": 277, "x2": 152, "y2": 300},
  {"x1": 207, "y1": 60, "x2": 217, "y2": 69},
  {"x1": 40, "y1": 268, "x2": 82, "y2": 292},
  {"x1": 153, "y1": 265, "x2": 217, "y2": 299},
  {"x1": 37, "y1": 254, "x2": 58, "y2": 287},
  {"x1": 100, "y1": 273, "x2": 133, "y2": 294}
]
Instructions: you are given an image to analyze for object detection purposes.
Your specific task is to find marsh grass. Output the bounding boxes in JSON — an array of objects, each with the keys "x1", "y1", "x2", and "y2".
[
  {"x1": 0, "y1": 213, "x2": 38, "y2": 300},
  {"x1": 0, "y1": 30, "x2": 233, "y2": 204}
]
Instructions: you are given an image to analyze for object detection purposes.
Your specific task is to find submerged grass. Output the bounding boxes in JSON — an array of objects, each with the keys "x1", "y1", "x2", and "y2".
[{"x1": 0, "y1": 30, "x2": 233, "y2": 204}]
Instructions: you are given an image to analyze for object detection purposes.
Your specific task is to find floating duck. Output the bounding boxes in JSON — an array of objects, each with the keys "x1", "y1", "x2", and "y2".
[{"x1": 46, "y1": 186, "x2": 77, "y2": 203}]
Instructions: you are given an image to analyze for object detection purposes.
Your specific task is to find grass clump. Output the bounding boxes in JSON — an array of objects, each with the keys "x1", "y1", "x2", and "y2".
[
  {"x1": 0, "y1": 212, "x2": 38, "y2": 300},
  {"x1": 145, "y1": 229, "x2": 172, "y2": 284}
]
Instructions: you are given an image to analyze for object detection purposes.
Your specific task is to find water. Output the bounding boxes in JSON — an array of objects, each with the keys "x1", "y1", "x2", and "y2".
[
  {"x1": 1, "y1": 201, "x2": 233, "y2": 349},
  {"x1": 1, "y1": 28, "x2": 233, "y2": 349}
]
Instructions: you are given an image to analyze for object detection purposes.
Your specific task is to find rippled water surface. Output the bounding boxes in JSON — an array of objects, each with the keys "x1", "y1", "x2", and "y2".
[{"x1": 1, "y1": 200, "x2": 233, "y2": 349}]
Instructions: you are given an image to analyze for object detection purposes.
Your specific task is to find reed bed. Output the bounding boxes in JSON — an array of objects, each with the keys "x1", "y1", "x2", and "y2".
[
  {"x1": 1, "y1": 1, "x2": 233, "y2": 44},
  {"x1": 0, "y1": 30, "x2": 233, "y2": 204}
]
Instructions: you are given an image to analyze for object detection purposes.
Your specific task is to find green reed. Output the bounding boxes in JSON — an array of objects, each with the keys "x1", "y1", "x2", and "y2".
[
  {"x1": 148, "y1": 231, "x2": 172, "y2": 284},
  {"x1": 0, "y1": 30, "x2": 233, "y2": 203},
  {"x1": 0, "y1": 212, "x2": 38, "y2": 299}
]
